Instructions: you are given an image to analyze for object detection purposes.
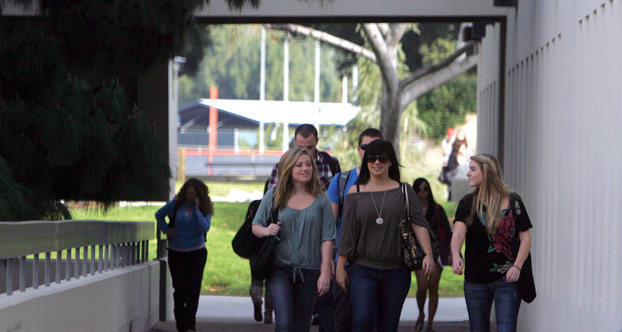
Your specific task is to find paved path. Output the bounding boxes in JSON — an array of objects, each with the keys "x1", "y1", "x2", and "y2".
[{"x1": 150, "y1": 295, "x2": 472, "y2": 332}]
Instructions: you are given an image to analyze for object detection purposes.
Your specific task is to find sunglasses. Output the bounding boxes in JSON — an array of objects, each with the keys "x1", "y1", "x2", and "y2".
[
  {"x1": 366, "y1": 155, "x2": 390, "y2": 163},
  {"x1": 415, "y1": 186, "x2": 429, "y2": 193},
  {"x1": 360, "y1": 143, "x2": 369, "y2": 150}
]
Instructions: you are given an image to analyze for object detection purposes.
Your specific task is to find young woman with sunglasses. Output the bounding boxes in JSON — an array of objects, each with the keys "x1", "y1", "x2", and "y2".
[
  {"x1": 336, "y1": 140, "x2": 435, "y2": 332},
  {"x1": 412, "y1": 178, "x2": 453, "y2": 332},
  {"x1": 451, "y1": 154, "x2": 533, "y2": 332}
]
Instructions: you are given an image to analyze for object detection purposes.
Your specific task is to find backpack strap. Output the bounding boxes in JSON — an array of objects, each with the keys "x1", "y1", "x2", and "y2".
[
  {"x1": 337, "y1": 170, "x2": 352, "y2": 221},
  {"x1": 319, "y1": 151, "x2": 340, "y2": 176}
]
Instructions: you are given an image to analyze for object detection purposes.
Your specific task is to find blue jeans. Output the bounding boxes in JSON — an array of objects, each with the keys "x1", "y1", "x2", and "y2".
[
  {"x1": 464, "y1": 277, "x2": 521, "y2": 332},
  {"x1": 268, "y1": 265, "x2": 320, "y2": 332},
  {"x1": 349, "y1": 263, "x2": 411, "y2": 332}
]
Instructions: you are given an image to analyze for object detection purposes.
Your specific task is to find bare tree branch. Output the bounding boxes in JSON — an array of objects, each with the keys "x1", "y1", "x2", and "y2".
[
  {"x1": 399, "y1": 43, "x2": 475, "y2": 91},
  {"x1": 362, "y1": 23, "x2": 399, "y2": 90},
  {"x1": 377, "y1": 23, "x2": 390, "y2": 39},
  {"x1": 387, "y1": 23, "x2": 408, "y2": 47},
  {"x1": 264, "y1": 23, "x2": 377, "y2": 62},
  {"x1": 399, "y1": 53, "x2": 478, "y2": 111}
]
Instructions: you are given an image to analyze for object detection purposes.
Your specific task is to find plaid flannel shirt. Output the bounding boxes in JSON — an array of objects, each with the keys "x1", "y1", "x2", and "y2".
[{"x1": 267, "y1": 151, "x2": 337, "y2": 190}]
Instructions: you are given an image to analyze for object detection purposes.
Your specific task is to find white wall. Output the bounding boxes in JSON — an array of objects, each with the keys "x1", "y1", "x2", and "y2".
[
  {"x1": 0, "y1": 262, "x2": 165, "y2": 332},
  {"x1": 479, "y1": 1, "x2": 622, "y2": 331}
]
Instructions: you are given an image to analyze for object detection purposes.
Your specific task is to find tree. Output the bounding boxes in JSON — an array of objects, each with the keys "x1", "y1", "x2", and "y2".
[
  {"x1": 266, "y1": 23, "x2": 477, "y2": 151},
  {"x1": 0, "y1": 0, "x2": 255, "y2": 220},
  {"x1": 177, "y1": 25, "x2": 343, "y2": 105}
]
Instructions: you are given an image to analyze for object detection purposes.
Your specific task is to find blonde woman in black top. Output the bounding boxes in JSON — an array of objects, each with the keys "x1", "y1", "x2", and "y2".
[
  {"x1": 451, "y1": 154, "x2": 533, "y2": 332},
  {"x1": 336, "y1": 140, "x2": 434, "y2": 332}
]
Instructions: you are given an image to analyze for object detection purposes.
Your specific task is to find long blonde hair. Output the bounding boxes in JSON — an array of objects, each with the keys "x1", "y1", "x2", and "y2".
[
  {"x1": 467, "y1": 154, "x2": 510, "y2": 234},
  {"x1": 273, "y1": 147, "x2": 323, "y2": 211}
]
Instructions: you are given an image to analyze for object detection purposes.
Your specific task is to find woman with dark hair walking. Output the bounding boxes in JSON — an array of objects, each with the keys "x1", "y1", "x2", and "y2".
[
  {"x1": 336, "y1": 140, "x2": 435, "y2": 332},
  {"x1": 155, "y1": 178, "x2": 213, "y2": 332},
  {"x1": 412, "y1": 178, "x2": 453, "y2": 332}
]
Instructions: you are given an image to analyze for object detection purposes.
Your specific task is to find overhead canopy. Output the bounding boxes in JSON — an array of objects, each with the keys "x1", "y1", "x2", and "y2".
[{"x1": 180, "y1": 99, "x2": 360, "y2": 127}]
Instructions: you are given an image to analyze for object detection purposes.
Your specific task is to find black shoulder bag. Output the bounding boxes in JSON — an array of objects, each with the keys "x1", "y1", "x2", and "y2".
[
  {"x1": 398, "y1": 183, "x2": 427, "y2": 271},
  {"x1": 232, "y1": 199, "x2": 262, "y2": 259},
  {"x1": 250, "y1": 204, "x2": 281, "y2": 281},
  {"x1": 510, "y1": 194, "x2": 537, "y2": 303}
]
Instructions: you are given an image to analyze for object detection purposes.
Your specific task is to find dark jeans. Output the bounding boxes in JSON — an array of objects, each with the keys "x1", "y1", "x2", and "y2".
[
  {"x1": 349, "y1": 263, "x2": 411, "y2": 332},
  {"x1": 268, "y1": 265, "x2": 320, "y2": 332},
  {"x1": 464, "y1": 277, "x2": 521, "y2": 332},
  {"x1": 332, "y1": 265, "x2": 352, "y2": 332},
  {"x1": 251, "y1": 276, "x2": 264, "y2": 288},
  {"x1": 168, "y1": 248, "x2": 207, "y2": 332},
  {"x1": 315, "y1": 287, "x2": 336, "y2": 332}
]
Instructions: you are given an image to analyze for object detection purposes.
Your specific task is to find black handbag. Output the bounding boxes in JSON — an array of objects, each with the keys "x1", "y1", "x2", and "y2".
[
  {"x1": 249, "y1": 204, "x2": 280, "y2": 280},
  {"x1": 398, "y1": 183, "x2": 427, "y2": 271},
  {"x1": 232, "y1": 199, "x2": 262, "y2": 259}
]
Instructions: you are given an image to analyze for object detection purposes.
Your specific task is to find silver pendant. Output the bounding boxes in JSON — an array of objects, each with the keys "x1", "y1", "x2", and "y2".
[{"x1": 376, "y1": 217, "x2": 384, "y2": 225}]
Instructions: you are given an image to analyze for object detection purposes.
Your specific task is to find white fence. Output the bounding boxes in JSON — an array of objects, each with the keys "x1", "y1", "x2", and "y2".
[{"x1": 0, "y1": 220, "x2": 167, "y2": 332}]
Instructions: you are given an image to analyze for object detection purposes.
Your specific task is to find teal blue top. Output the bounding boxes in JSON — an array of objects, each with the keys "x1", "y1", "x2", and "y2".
[{"x1": 252, "y1": 188, "x2": 336, "y2": 270}]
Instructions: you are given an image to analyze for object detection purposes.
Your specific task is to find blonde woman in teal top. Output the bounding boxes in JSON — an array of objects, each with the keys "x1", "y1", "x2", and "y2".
[{"x1": 252, "y1": 147, "x2": 336, "y2": 332}]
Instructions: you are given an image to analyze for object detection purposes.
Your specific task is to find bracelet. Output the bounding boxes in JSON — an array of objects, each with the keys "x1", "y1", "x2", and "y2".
[{"x1": 512, "y1": 264, "x2": 522, "y2": 271}]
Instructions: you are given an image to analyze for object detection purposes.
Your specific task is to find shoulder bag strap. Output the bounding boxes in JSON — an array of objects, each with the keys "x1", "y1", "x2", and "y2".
[
  {"x1": 402, "y1": 182, "x2": 409, "y2": 220},
  {"x1": 435, "y1": 204, "x2": 446, "y2": 241}
]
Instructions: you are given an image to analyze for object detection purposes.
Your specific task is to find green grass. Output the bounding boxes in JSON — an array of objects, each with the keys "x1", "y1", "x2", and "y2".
[
  {"x1": 70, "y1": 199, "x2": 465, "y2": 297},
  {"x1": 176, "y1": 181, "x2": 265, "y2": 198}
]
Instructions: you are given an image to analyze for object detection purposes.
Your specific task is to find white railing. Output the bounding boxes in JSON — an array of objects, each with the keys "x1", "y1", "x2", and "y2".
[{"x1": 0, "y1": 220, "x2": 153, "y2": 296}]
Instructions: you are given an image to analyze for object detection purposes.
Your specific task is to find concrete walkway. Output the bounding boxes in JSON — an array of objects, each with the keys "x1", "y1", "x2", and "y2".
[{"x1": 150, "y1": 295, "x2": 472, "y2": 332}]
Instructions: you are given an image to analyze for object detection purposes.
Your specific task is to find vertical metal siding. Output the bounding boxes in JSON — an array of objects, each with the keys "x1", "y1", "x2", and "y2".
[{"x1": 479, "y1": 1, "x2": 622, "y2": 331}]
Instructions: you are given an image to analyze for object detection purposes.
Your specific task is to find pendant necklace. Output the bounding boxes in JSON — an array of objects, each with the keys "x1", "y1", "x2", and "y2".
[{"x1": 370, "y1": 189, "x2": 388, "y2": 225}]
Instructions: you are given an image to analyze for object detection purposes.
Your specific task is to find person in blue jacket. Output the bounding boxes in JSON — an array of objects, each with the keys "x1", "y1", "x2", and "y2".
[{"x1": 156, "y1": 178, "x2": 213, "y2": 332}]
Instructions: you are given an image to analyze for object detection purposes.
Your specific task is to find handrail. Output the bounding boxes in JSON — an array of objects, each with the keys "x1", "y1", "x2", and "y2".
[
  {"x1": 0, "y1": 220, "x2": 153, "y2": 259},
  {"x1": 0, "y1": 220, "x2": 154, "y2": 296}
]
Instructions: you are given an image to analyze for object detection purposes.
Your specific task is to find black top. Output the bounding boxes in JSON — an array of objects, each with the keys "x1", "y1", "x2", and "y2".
[{"x1": 455, "y1": 193, "x2": 532, "y2": 284}]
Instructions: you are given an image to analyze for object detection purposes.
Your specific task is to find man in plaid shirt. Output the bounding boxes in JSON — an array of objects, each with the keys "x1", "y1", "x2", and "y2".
[{"x1": 267, "y1": 124, "x2": 340, "y2": 191}]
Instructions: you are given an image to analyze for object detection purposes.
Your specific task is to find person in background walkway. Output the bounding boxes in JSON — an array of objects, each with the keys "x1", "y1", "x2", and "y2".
[
  {"x1": 155, "y1": 178, "x2": 213, "y2": 332},
  {"x1": 412, "y1": 178, "x2": 453, "y2": 332},
  {"x1": 253, "y1": 147, "x2": 336, "y2": 332},
  {"x1": 452, "y1": 129, "x2": 472, "y2": 169},
  {"x1": 327, "y1": 128, "x2": 384, "y2": 332},
  {"x1": 336, "y1": 140, "x2": 434, "y2": 332},
  {"x1": 268, "y1": 123, "x2": 340, "y2": 331},
  {"x1": 441, "y1": 128, "x2": 455, "y2": 167},
  {"x1": 451, "y1": 154, "x2": 533, "y2": 332},
  {"x1": 444, "y1": 129, "x2": 472, "y2": 201}
]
